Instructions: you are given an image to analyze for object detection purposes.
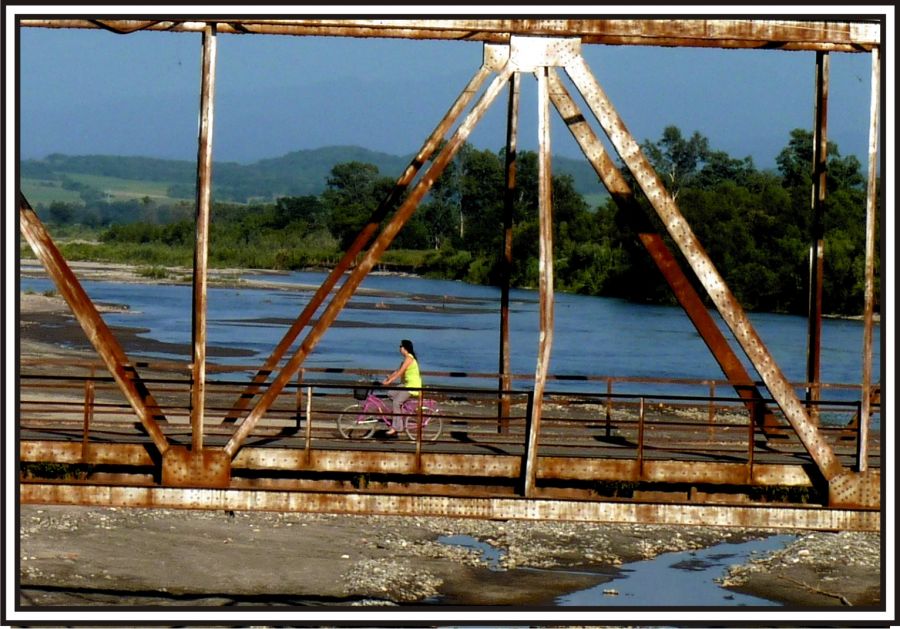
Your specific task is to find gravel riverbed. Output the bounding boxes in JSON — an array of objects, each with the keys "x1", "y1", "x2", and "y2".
[{"x1": 18, "y1": 505, "x2": 882, "y2": 610}]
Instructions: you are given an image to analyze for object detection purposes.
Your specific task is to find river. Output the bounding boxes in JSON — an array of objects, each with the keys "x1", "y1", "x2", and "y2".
[{"x1": 21, "y1": 268, "x2": 881, "y2": 418}]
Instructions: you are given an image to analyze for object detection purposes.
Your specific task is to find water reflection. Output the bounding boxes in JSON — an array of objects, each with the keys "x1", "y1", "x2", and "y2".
[{"x1": 557, "y1": 535, "x2": 795, "y2": 607}]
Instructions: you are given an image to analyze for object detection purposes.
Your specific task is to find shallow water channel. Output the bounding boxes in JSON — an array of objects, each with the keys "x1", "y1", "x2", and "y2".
[{"x1": 438, "y1": 534, "x2": 796, "y2": 607}]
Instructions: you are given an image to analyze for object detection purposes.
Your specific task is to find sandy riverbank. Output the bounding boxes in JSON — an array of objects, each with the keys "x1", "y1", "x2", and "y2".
[{"x1": 12, "y1": 261, "x2": 886, "y2": 615}]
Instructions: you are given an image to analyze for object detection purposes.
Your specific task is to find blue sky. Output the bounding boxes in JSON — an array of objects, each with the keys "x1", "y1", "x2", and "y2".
[{"x1": 16, "y1": 17, "x2": 877, "y2": 171}]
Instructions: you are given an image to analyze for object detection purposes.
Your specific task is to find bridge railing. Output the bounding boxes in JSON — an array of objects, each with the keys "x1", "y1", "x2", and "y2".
[{"x1": 19, "y1": 358, "x2": 880, "y2": 478}]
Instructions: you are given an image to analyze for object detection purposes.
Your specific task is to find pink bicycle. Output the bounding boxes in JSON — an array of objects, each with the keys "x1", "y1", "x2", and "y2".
[{"x1": 337, "y1": 384, "x2": 442, "y2": 440}]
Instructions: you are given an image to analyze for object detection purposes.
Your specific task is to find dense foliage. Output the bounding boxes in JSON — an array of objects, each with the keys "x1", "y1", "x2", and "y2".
[{"x1": 25, "y1": 128, "x2": 878, "y2": 316}]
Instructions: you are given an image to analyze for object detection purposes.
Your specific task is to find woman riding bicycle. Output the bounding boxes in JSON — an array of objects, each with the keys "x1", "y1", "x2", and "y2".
[{"x1": 382, "y1": 339, "x2": 421, "y2": 436}]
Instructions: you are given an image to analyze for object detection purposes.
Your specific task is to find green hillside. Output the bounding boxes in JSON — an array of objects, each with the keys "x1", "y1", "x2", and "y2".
[{"x1": 20, "y1": 146, "x2": 609, "y2": 207}]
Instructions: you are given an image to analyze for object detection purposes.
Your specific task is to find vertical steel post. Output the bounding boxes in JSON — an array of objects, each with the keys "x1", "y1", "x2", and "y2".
[
  {"x1": 523, "y1": 67, "x2": 554, "y2": 498},
  {"x1": 605, "y1": 378, "x2": 612, "y2": 436},
  {"x1": 498, "y1": 72, "x2": 520, "y2": 432},
  {"x1": 806, "y1": 51, "x2": 829, "y2": 423},
  {"x1": 304, "y1": 386, "x2": 313, "y2": 464},
  {"x1": 637, "y1": 398, "x2": 645, "y2": 480},
  {"x1": 858, "y1": 47, "x2": 880, "y2": 472},
  {"x1": 295, "y1": 368, "x2": 305, "y2": 431},
  {"x1": 191, "y1": 23, "x2": 217, "y2": 451},
  {"x1": 81, "y1": 368, "x2": 94, "y2": 462}
]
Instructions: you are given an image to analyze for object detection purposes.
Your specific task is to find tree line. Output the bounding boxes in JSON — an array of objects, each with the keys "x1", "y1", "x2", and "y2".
[{"x1": 33, "y1": 127, "x2": 878, "y2": 316}]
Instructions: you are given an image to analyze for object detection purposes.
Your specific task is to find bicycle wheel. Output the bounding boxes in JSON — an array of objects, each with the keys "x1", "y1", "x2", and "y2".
[
  {"x1": 337, "y1": 403, "x2": 378, "y2": 439},
  {"x1": 404, "y1": 404, "x2": 442, "y2": 441}
]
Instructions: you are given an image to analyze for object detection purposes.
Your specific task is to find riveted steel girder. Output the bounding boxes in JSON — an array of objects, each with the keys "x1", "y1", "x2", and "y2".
[
  {"x1": 20, "y1": 484, "x2": 880, "y2": 531},
  {"x1": 21, "y1": 441, "x2": 821, "y2": 488},
  {"x1": 20, "y1": 18, "x2": 881, "y2": 52}
]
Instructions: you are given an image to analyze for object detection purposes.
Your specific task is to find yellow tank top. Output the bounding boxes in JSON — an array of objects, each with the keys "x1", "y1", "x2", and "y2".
[{"x1": 403, "y1": 357, "x2": 422, "y2": 396}]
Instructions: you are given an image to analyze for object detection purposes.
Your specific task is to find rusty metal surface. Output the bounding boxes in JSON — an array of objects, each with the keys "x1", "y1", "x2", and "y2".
[
  {"x1": 19, "y1": 18, "x2": 881, "y2": 51},
  {"x1": 190, "y1": 24, "x2": 217, "y2": 449},
  {"x1": 563, "y1": 51, "x2": 846, "y2": 482},
  {"x1": 18, "y1": 196, "x2": 170, "y2": 455},
  {"x1": 828, "y1": 470, "x2": 880, "y2": 509},
  {"x1": 859, "y1": 48, "x2": 881, "y2": 471},
  {"x1": 530, "y1": 63, "x2": 556, "y2": 495},
  {"x1": 806, "y1": 51, "x2": 829, "y2": 421},
  {"x1": 13, "y1": 437, "x2": 853, "y2": 489},
  {"x1": 498, "y1": 70, "x2": 519, "y2": 427},
  {"x1": 161, "y1": 445, "x2": 231, "y2": 488},
  {"x1": 19, "y1": 483, "x2": 880, "y2": 531}
]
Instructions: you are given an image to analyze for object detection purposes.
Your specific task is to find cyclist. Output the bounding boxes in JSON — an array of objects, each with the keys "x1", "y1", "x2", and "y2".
[{"x1": 382, "y1": 339, "x2": 421, "y2": 436}]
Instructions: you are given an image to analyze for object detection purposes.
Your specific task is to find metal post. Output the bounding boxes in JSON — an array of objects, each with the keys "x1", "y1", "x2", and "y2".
[
  {"x1": 605, "y1": 378, "x2": 612, "y2": 437},
  {"x1": 747, "y1": 405, "x2": 756, "y2": 482},
  {"x1": 295, "y1": 368, "x2": 304, "y2": 431},
  {"x1": 191, "y1": 23, "x2": 217, "y2": 451},
  {"x1": 858, "y1": 47, "x2": 880, "y2": 472},
  {"x1": 81, "y1": 368, "x2": 94, "y2": 462},
  {"x1": 806, "y1": 51, "x2": 829, "y2": 424},
  {"x1": 415, "y1": 396, "x2": 424, "y2": 471},
  {"x1": 304, "y1": 386, "x2": 313, "y2": 464},
  {"x1": 498, "y1": 72, "x2": 520, "y2": 432},
  {"x1": 523, "y1": 66, "x2": 554, "y2": 498},
  {"x1": 637, "y1": 398, "x2": 645, "y2": 480}
]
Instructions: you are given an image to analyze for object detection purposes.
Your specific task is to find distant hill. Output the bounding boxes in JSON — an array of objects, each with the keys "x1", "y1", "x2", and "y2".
[{"x1": 21, "y1": 146, "x2": 609, "y2": 205}]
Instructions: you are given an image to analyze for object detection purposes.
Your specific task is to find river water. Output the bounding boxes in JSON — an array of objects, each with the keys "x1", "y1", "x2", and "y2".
[{"x1": 21, "y1": 269, "x2": 881, "y2": 413}]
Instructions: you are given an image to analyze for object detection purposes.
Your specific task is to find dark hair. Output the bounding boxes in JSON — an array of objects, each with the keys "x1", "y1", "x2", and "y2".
[{"x1": 400, "y1": 339, "x2": 417, "y2": 360}]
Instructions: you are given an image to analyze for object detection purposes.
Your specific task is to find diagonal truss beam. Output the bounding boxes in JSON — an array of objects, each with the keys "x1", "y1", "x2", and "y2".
[
  {"x1": 18, "y1": 194, "x2": 170, "y2": 455},
  {"x1": 545, "y1": 68, "x2": 776, "y2": 431},
  {"x1": 220, "y1": 63, "x2": 493, "y2": 425},
  {"x1": 561, "y1": 47, "x2": 844, "y2": 481},
  {"x1": 223, "y1": 66, "x2": 515, "y2": 458}
]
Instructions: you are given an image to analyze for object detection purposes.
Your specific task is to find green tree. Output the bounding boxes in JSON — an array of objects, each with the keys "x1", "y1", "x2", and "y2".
[
  {"x1": 641, "y1": 125, "x2": 710, "y2": 196},
  {"x1": 321, "y1": 161, "x2": 384, "y2": 249},
  {"x1": 47, "y1": 201, "x2": 75, "y2": 225}
]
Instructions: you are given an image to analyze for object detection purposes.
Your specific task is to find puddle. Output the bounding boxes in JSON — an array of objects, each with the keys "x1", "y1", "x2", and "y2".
[
  {"x1": 438, "y1": 534, "x2": 505, "y2": 571},
  {"x1": 557, "y1": 534, "x2": 796, "y2": 607}
]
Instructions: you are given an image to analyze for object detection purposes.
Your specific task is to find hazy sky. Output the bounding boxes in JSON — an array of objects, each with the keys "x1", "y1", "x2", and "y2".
[{"x1": 15, "y1": 14, "x2": 879, "y2": 171}]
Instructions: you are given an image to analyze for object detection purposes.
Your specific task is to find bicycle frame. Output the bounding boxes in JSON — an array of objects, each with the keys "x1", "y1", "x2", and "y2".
[
  {"x1": 337, "y1": 387, "x2": 441, "y2": 440},
  {"x1": 358, "y1": 392, "x2": 402, "y2": 430}
]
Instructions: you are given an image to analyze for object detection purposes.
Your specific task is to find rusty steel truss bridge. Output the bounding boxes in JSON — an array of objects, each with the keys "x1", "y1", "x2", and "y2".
[{"x1": 16, "y1": 17, "x2": 884, "y2": 531}]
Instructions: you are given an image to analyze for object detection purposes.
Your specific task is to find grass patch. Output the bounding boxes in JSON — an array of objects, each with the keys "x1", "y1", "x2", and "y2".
[{"x1": 136, "y1": 265, "x2": 169, "y2": 280}]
